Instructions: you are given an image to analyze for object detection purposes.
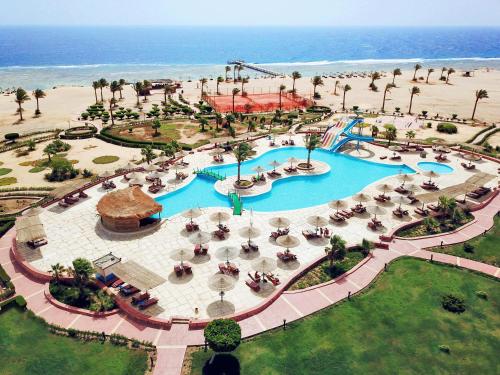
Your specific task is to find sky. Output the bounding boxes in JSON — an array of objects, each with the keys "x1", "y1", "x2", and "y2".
[{"x1": 2, "y1": 0, "x2": 500, "y2": 27}]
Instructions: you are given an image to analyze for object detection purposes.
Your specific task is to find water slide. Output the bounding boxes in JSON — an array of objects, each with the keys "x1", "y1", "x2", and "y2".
[
  {"x1": 325, "y1": 117, "x2": 374, "y2": 152},
  {"x1": 321, "y1": 118, "x2": 347, "y2": 149}
]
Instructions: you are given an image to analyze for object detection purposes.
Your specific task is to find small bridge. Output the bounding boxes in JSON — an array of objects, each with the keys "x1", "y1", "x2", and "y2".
[
  {"x1": 227, "y1": 60, "x2": 280, "y2": 77},
  {"x1": 193, "y1": 169, "x2": 226, "y2": 181}
]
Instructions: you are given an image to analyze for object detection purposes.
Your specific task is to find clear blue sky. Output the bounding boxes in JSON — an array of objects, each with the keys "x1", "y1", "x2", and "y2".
[{"x1": 2, "y1": 0, "x2": 500, "y2": 26}]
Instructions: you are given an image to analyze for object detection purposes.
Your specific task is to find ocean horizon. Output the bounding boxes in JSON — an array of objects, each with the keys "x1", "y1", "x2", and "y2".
[{"x1": 1, "y1": 26, "x2": 500, "y2": 89}]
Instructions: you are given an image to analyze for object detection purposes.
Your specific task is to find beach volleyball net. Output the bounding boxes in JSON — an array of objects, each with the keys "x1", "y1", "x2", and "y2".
[{"x1": 203, "y1": 92, "x2": 313, "y2": 113}]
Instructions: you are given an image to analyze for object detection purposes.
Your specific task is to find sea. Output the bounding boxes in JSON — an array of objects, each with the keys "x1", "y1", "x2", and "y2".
[{"x1": 1, "y1": 26, "x2": 500, "y2": 89}]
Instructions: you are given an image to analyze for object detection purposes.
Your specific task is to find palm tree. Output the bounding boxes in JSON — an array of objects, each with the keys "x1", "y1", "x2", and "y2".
[
  {"x1": 426, "y1": 68, "x2": 434, "y2": 84},
  {"x1": 71, "y1": 258, "x2": 94, "y2": 301},
  {"x1": 152, "y1": 119, "x2": 161, "y2": 136},
  {"x1": 92, "y1": 81, "x2": 100, "y2": 103},
  {"x1": 381, "y1": 83, "x2": 394, "y2": 112},
  {"x1": 440, "y1": 67, "x2": 447, "y2": 80},
  {"x1": 291, "y1": 71, "x2": 301, "y2": 93},
  {"x1": 108, "y1": 99, "x2": 116, "y2": 126},
  {"x1": 446, "y1": 68, "x2": 455, "y2": 84},
  {"x1": 342, "y1": 84, "x2": 351, "y2": 111},
  {"x1": 240, "y1": 77, "x2": 249, "y2": 93},
  {"x1": 163, "y1": 84, "x2": 175, "y2": 103},
  {"x1": 133, "y1": 81, "x2": 143, "y2": 106},
  {"x1": 32, "y1": 89, "x2": 46, "y2": 115},
  {"x1": 141, "y1": 145, "x2": 155, "y2": 164},
  {"x1": 438, "y1": 196, "x2": 457, "y2": 217},
  {"x1": 15, "y1": 88, "x2": 30, "y2": 121},
  {"x1": 325, "y1": 235, "x2": 346, "y2": 267},
  {"x1": 333, "y1": 80, "x2": 340, "y2": 96},
  {"x1": 304, "y1": 133, "x2": 320, "y2": 167},
  {"x1": 233, "y1": 142, "x2": 252, "y2": 183},
  {"x1": 279, "y1": 84, "x2": 286, "y2": 111},
  {"x1": 369, "y1": 71, "x2": 381, "y2": 90},
  {"x1": 412, "y1": 63, "x2": 422, "y2": 81},
  {"x1": 237, "y1": 66, "x2": 244, "y2": 80},
  {"x1": 408, "y1": 86, "x2": 420, "y2": 114},
  {"x1": 225, "y1": 66, "x2": 231, "y2": 81},
  {"x1": 215, "y1": 112, "x2": 223, "y2": 131},
  {"x1": 233, "y1": 66, "x2": 237, "y2": 81},
  {"x1": 98, "y1": 78, "x2": 108, "y2": 102},
  {"x1": 405, "y1": 130, "x2": 416, "y2": 145},
  {"x1": 142, "y1": 80, "x2": 151, "y2": 102},
  {"x1": 392, "y1": 68, "x2": 402, "y2": 85},
  {"x1": 231, "y1": 88, "x2": 240, "y2": 113},
  {"x1": 384, "y1": 124, "x2": 397, "y2": 146},
  {"x1": 199, "y1": 118, "x2": 209, "y2": 132},
  {"x1": 109, "y1": 80, "x2": 120, "y2": 102},
  {"x1": 311, "y1": 76, "x2": 324, "y2": 98},
  {"x1": 50, "y1": 263, "x2": 65, "y2": 283},
  {"x1": 200, "y1": 78, "x2": 207, "y2": 97},
  {"x1": 118, "y1": 78, "x2": 126, "y2": 99},
  {"x1": 472, "y1": 89, "x2": 488, "y2": 120},
  {"x1": 216, "y1": 76, "x2": 224, "y2": 95},
  {"x1": 43, "y1": 143, "x2": 57, "y2": 162}
]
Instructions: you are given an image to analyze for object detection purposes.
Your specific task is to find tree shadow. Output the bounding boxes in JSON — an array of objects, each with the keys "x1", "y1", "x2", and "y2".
[{"x1": 202, "y1": 354, "x2": 241, "y2": 375}]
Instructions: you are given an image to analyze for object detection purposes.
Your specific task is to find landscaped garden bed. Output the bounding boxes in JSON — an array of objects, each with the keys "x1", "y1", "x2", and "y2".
[{"x1": 396, "y1": 214, "x2": 473, "y2": 238}]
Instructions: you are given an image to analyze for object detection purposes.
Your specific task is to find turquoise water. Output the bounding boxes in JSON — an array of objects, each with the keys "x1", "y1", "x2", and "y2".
[
  {"x1": 155, "y1": 148, "x2": 414, "y2": 217},
  {"x1": 417, "y1": 162, "x2": 454, "y2": 174}
]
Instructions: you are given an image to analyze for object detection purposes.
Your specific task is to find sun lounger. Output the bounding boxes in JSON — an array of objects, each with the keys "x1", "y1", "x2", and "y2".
[
  {"x1": 138, "y1": 297, "x2": 158, "y2": 310},
  {"x1": 214, "y1": 229, "x2": 225, "y2": 240},
  {"x1": 28, "y1": 238, "x2": 48, "y2": 248},
  {"x1": 408, "y1": 196, "x2": 419, "y2": 204},
  {"x1": 395, "y1": 186, "x2": 408, "y2": 194},
  {"x1": 302, "y1": 229, "x2": 319, "y2": 239},
  {"x1": 132, "y1": 292, "x2": 150, "y2": 305},
  {"x1": 277, "y1": 252, "x2": 297, "y2": 262},
  {"x1": 266, "y1": 170, "x2": 282, "y2": 178},
  {"x1": 248, "y1": 272, "x2": 261, "y2": 283},
  {"x1": 351, "y1": 205, "x2": 367, "y2": 214},
  {"x1": 427, "y1": 204, "x2": 440, "y2": 212},
  {"x1": 390, "y1": 155, "x2": 401, "y2": 160},
  {"x1": 341, "y1": 210, "x2": 354, "y2": 218},
  {"x1": 284, "y1": 167, "x2": 297, "y2": 173},
  {"x1": 380, "y1": 156, "x2": 387, "y2": 160},
  {"x1": 265, "y1": 273, "x2": 280, "y2": 286},
  {"x1": 194, "y1": 244, "x2": 208, "y2": 255},
  {"x1": 174, "y1": 265, "x2": 183, "y2": 276},
  {"x1": 148, "y1": 185, "x2": 162, "y2": 194},
  {"x1": 58, "y1": 200, "x2": 69, "y2": 208},
  {"x1": 414, "y1": 207, "x2": 429, "y2": 216},
  {"x1": 79, "y1": 191, "x2": 89, "y2": 198},
  {"x1": 461, "y1": 162, "x2": 475, "y2": 170},
  {"x1": 111, "y1": 278, "x2": 124, "y2": 288},
  {"x1": 330, "y1": 213, "x2": 345, "y2": 222},
  {"x1": 246, "y1": 279, "x2": 260, "y2": 292},
  {"x1": 186, "y1": 222, "x2": 199, "y2": 232},
  {"x1": 121, "y1": 286, "x2": 139, "y2": 296},
  {"x1": 421, "y1": 183, "x2": 438, "y2": 190}
]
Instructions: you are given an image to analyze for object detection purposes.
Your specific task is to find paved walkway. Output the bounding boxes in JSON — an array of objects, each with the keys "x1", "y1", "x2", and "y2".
[{"x1": 1, "y1": 192, "x2": 498, "y2": 375}]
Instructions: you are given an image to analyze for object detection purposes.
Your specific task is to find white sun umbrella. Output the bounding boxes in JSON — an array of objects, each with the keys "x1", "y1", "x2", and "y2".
[
  {"x1": 376, "y1": 183, "x2": 393, "y2": 196},
  {"x1": 183, "y1": 208, "x2": 202, "y2": 223},
  {"x1": 397, "y1": 174, "x2": 414, "y2": 186},
  {"x1": 210, "y1": 147, "x2": 226, "y2": 156},
  {"x1": 287, "y1": 157, "x2": 299, "y2": 168},
  {"x1": 423, "y1": 170, "x2": 440, "y2": 183},
  {"x1": 100, "y1": 170, "x2": 113, "y2": 178},
  {"x1": 252, "y1": 165, "x2": 266, "y2": 177},
  {"x1": 353, "y1": 193, "x2": 371, "y2": 205},
  {"x1": 127, "y1": 171, "x2": 142, "y2": 180},
  {"x1": 307, "y1": 215, "x2": 328, "y2": 230},
  {"x1": 269, "y1": 217, "x2": 291, "y2": 229},
  {"x1": 170, "y1": 248, "x2": 191, "y2": 266},
  {"x1": 269, "y1": 160, "x2": 281, "y2": 172},
  {"x1": 209, "y1": 211, "x2": 231, "y2": 225},
  {"x1": 24, "y1": 206, "x2": 44, "y2": 217},
  {"x1": 276, "y1": 234, "x2": 300, "y2": 252},
  {"x1": 145, "y1": 164, "x2": 157, "y2": 172},
  {"x1": 148, "y1": 171, "x2": 162, "y2": 179},
  {"x1": 328, "y1": 200, "x2": 348, "y2": 213},
  {"x1": 366, "y1": 205, "x2": 387, "y2": 220},
  {"x1": 239, "y1": 225, "x2": 261, "y2": 244},
  {"x1": 252, "y1": 257, "x2": 277, "y2": 274},
  {"x1": 189, "y1": 231, "x2": 211, "y2": 246},
  {"x1": 215, "y1": 246, "x2": 239, "y2": 264},
  {"x1": 209, "y1": 274, "x2": 235, "y2": 302},
  {"x1": 392, "y1": 195, "x2": 410, "y2": 209}
]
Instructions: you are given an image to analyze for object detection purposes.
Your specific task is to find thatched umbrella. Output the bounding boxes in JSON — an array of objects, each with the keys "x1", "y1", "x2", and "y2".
[
  {"x1": 252, "y1": 165, "x2": 266, "y2": 178},
  {"x1": 24, "y1": 206, "x2": 44, "y2": 217},
  {"x1": 328, "y1": 200, "x2": 348, "y2": 213},
  {"x1": 145, "y1": 164, "x2": 157, "y2": 172},
  {"x1": 127, "y1": 171, "x2": 142, "y2": 180},
  {"x1": 215, "y1": 246, "x2": 239, "y2": 264},
  {"x1": 269, "y1": 160, "x2": 281, "y2": 172},
  {"x1": 463, "y1": 153, "x2": 480, "y2": 166},
  {"x1": 100, "y1": 170, "x2": 113, "y2": 178},
  {"x1": 210, "y1": 147, "x2": 226, "y2": 156},
  {"x1": 156, "y1": 155, "x2": 169, "y2": 164},
  {"x1": 404, "y1": 184, "x2": 421, "y2": 197},
  {"x1": 129, "y1": 177, "x2": 145, "y2": 186},
  {"x1": 397, "y1": 174, "x2": 414, "y2": 186},
  {"x1": 392, "y1": 195, "x2": 410, "y2": 209},
  {"x1": 209, "y1": 211, "x2": 231, "y2": 225},
  {"x1": 123, "y1": 162, "x2": 136, "y2": 171},
  {"x1": 176, "y1": 150, "x2": 188, "y2": 159},
  {"x1": 170, "y1": 248, "x2": 191, "y2": 266},
  {"x1": 209, "y1": 274, "x2": 235, "y2": 302},
  {"x1": 307, "y1": 216, "x2": 328, "y2": 230},
  {"x1": 269, "y1": 217, "x2": 291, "y2": 229},
  {"x1": 376, "y1": 183, "x2": 393, "y2": 197},
  {"x1": 189, "y1": 231, "x2": 211, "y2": 246},
  {"x1": 353, "y1": 193, "x2": 371, "y2": 206},
  {"x1": 423, "y1": 170, "x2": 440, "y2": 184},
  {"x1": 276, "y1": 234, "x2": 300, "y2": 252},
  {"x1": 182, "y1": 208, "x2": 202, "y2": 224},
  {"x1": 239, "y1": 225, "x2": 261, "y2": 244},
  {"x1": 287, "y1": 157, "x2": 299, "y2": 168},
  {"x1": 366, "y1": 205, "x2": 386, "y2": 220},
  {"x1": 252, "y1": 257, "x2": 277, "y2": 274}
]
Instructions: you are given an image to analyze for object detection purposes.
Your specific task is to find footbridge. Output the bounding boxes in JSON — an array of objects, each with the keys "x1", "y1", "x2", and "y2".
[{"x1": 227, "y1": 60, "x2": 280, "y2": 77}]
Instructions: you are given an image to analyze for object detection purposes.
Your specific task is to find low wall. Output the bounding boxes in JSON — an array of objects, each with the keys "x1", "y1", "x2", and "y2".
[
  {"x1": 113, "y1": 295, "x2": 172, "y2": 329},
  {"x1": 44, "y1": 287, "x2": 119, "y2": 317}
]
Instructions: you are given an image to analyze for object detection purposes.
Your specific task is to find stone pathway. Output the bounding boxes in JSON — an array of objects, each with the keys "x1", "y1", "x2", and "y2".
[{"x1": 1, "y1": 193, "x2": 498, "y2": 375}]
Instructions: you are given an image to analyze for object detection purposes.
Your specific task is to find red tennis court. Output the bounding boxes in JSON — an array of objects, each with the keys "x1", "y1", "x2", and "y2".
[{"x1": 204, "y1": 92, "x2": 312, "y2": 113}]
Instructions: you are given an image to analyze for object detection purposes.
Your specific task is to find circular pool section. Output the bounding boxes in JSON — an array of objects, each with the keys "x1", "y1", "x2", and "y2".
[{"x1": 417, "y1": 162, "x2": 454, "y2": 174}]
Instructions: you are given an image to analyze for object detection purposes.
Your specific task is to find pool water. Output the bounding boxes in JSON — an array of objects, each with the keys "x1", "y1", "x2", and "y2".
[
  {"x1": 156, "y1": 147, "x2": 415, "y2": 217},
  {"x1": 417, "y1": 161, "x2": 454, "y2": 174}
]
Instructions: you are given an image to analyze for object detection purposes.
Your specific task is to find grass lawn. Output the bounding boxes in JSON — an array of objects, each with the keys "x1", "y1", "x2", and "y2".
[
  {"x1": 190, "y1": 258, "x2": 499, "y2": 375},
  {"x1": 0, "y1": 168, "x2": 12, "y2": 176},
  {"x1": 0, "y1": 177, "x2": 17, "y2": 186},
  {"x1": 431, "y1": 216, "x2": 500, "y2": 267},
  {"x1": 92, "y1": 155, "x2": 120, "y2": 164},
  {"x1": 0, "y1": 306, "x2": 147, "y2": 375}
]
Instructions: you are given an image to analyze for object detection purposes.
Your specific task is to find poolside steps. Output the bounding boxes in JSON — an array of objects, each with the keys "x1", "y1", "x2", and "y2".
[
  {"x1": 193, "y1": 169, "x2": 226, "y2": 181},
  {"x1": 228, "y1": 192, "x2": 243, "y2": 215}
]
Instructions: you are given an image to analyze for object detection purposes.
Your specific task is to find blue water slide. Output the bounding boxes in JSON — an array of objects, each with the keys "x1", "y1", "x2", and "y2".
[{"x1": 329, "y1": 118, "x2": 374, "y2": 152}]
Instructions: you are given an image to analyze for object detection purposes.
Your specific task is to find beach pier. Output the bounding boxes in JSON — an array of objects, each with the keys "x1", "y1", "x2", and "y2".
[{"x1": 228, "y1": 60, "x2": 281, "y2": 76}]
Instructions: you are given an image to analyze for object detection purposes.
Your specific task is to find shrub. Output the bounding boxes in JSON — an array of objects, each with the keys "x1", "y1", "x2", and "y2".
[
  {"x1": 204, "y1": 319, "x2": 241, "y2": 353},
  {"x1": 441, "y1": 294, "x2": 466, "y2": 313},
  {"x1": 427, "y1": 122, "x2": 432, "y2": 128},
  {"x1": 82, "y1": 169, "x2": 93, "y2": 178},
  {"x1": 68, "y1": 328, "x2": 77, "y2": 337},
  {"x1": 463, "y1": 242, "x2": 474, "y2": 253},
  {"x1": 476, "y1": 291, "x2": 488, "y2": 300},
  {"x1": 439, "y1": 345, "x2": 450, "y2": 354},
  {"x1": 45, "y1": 158, "x2": 78, "y2": 182},
  {"x1": 437, "y1": 123, "x2": 457, "y2": 134},
  {"x1": 15, "y1": 295, "x2": 27, "y2": 308},
  {"x1": 5, "y1": 133, "x2": 20, "y2": 142}
]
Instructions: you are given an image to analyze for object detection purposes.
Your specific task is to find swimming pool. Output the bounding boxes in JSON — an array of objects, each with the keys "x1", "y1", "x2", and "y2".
[
  {"x1": 155, "y1": 147, "x2": 415, "y2": 217},
  {"x1": 417, "y1": 161, "x2": 454, "y2": 174}
]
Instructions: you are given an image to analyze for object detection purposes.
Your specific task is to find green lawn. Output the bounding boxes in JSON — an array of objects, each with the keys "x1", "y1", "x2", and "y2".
[
  {"x1": 0, "y1": 168, "x2": 12, "y2": 176},
  {"x1": 0, "y1": 307, "x2": 147, "y2": 375},
  {"x1": 190, "y1": 258, "x2": 499, "y2": 375},
  {"x1": 431, "y1": 216, "x2": 500, "y2": 267},
  {"x1": 92, "y1": 155, "x2": 120, "y2": 164}
]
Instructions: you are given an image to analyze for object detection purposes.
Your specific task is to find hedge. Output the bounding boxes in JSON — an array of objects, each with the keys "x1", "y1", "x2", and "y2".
[
  {"x1": 437, "y1": 123, "x2": 458, "y2": 134},
  {"x1": 98, "y1": 129, "x2": 195, "y2": 151},
  {"x1": 465, "y1": 124, "x2": 495, "y2": 144}
]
